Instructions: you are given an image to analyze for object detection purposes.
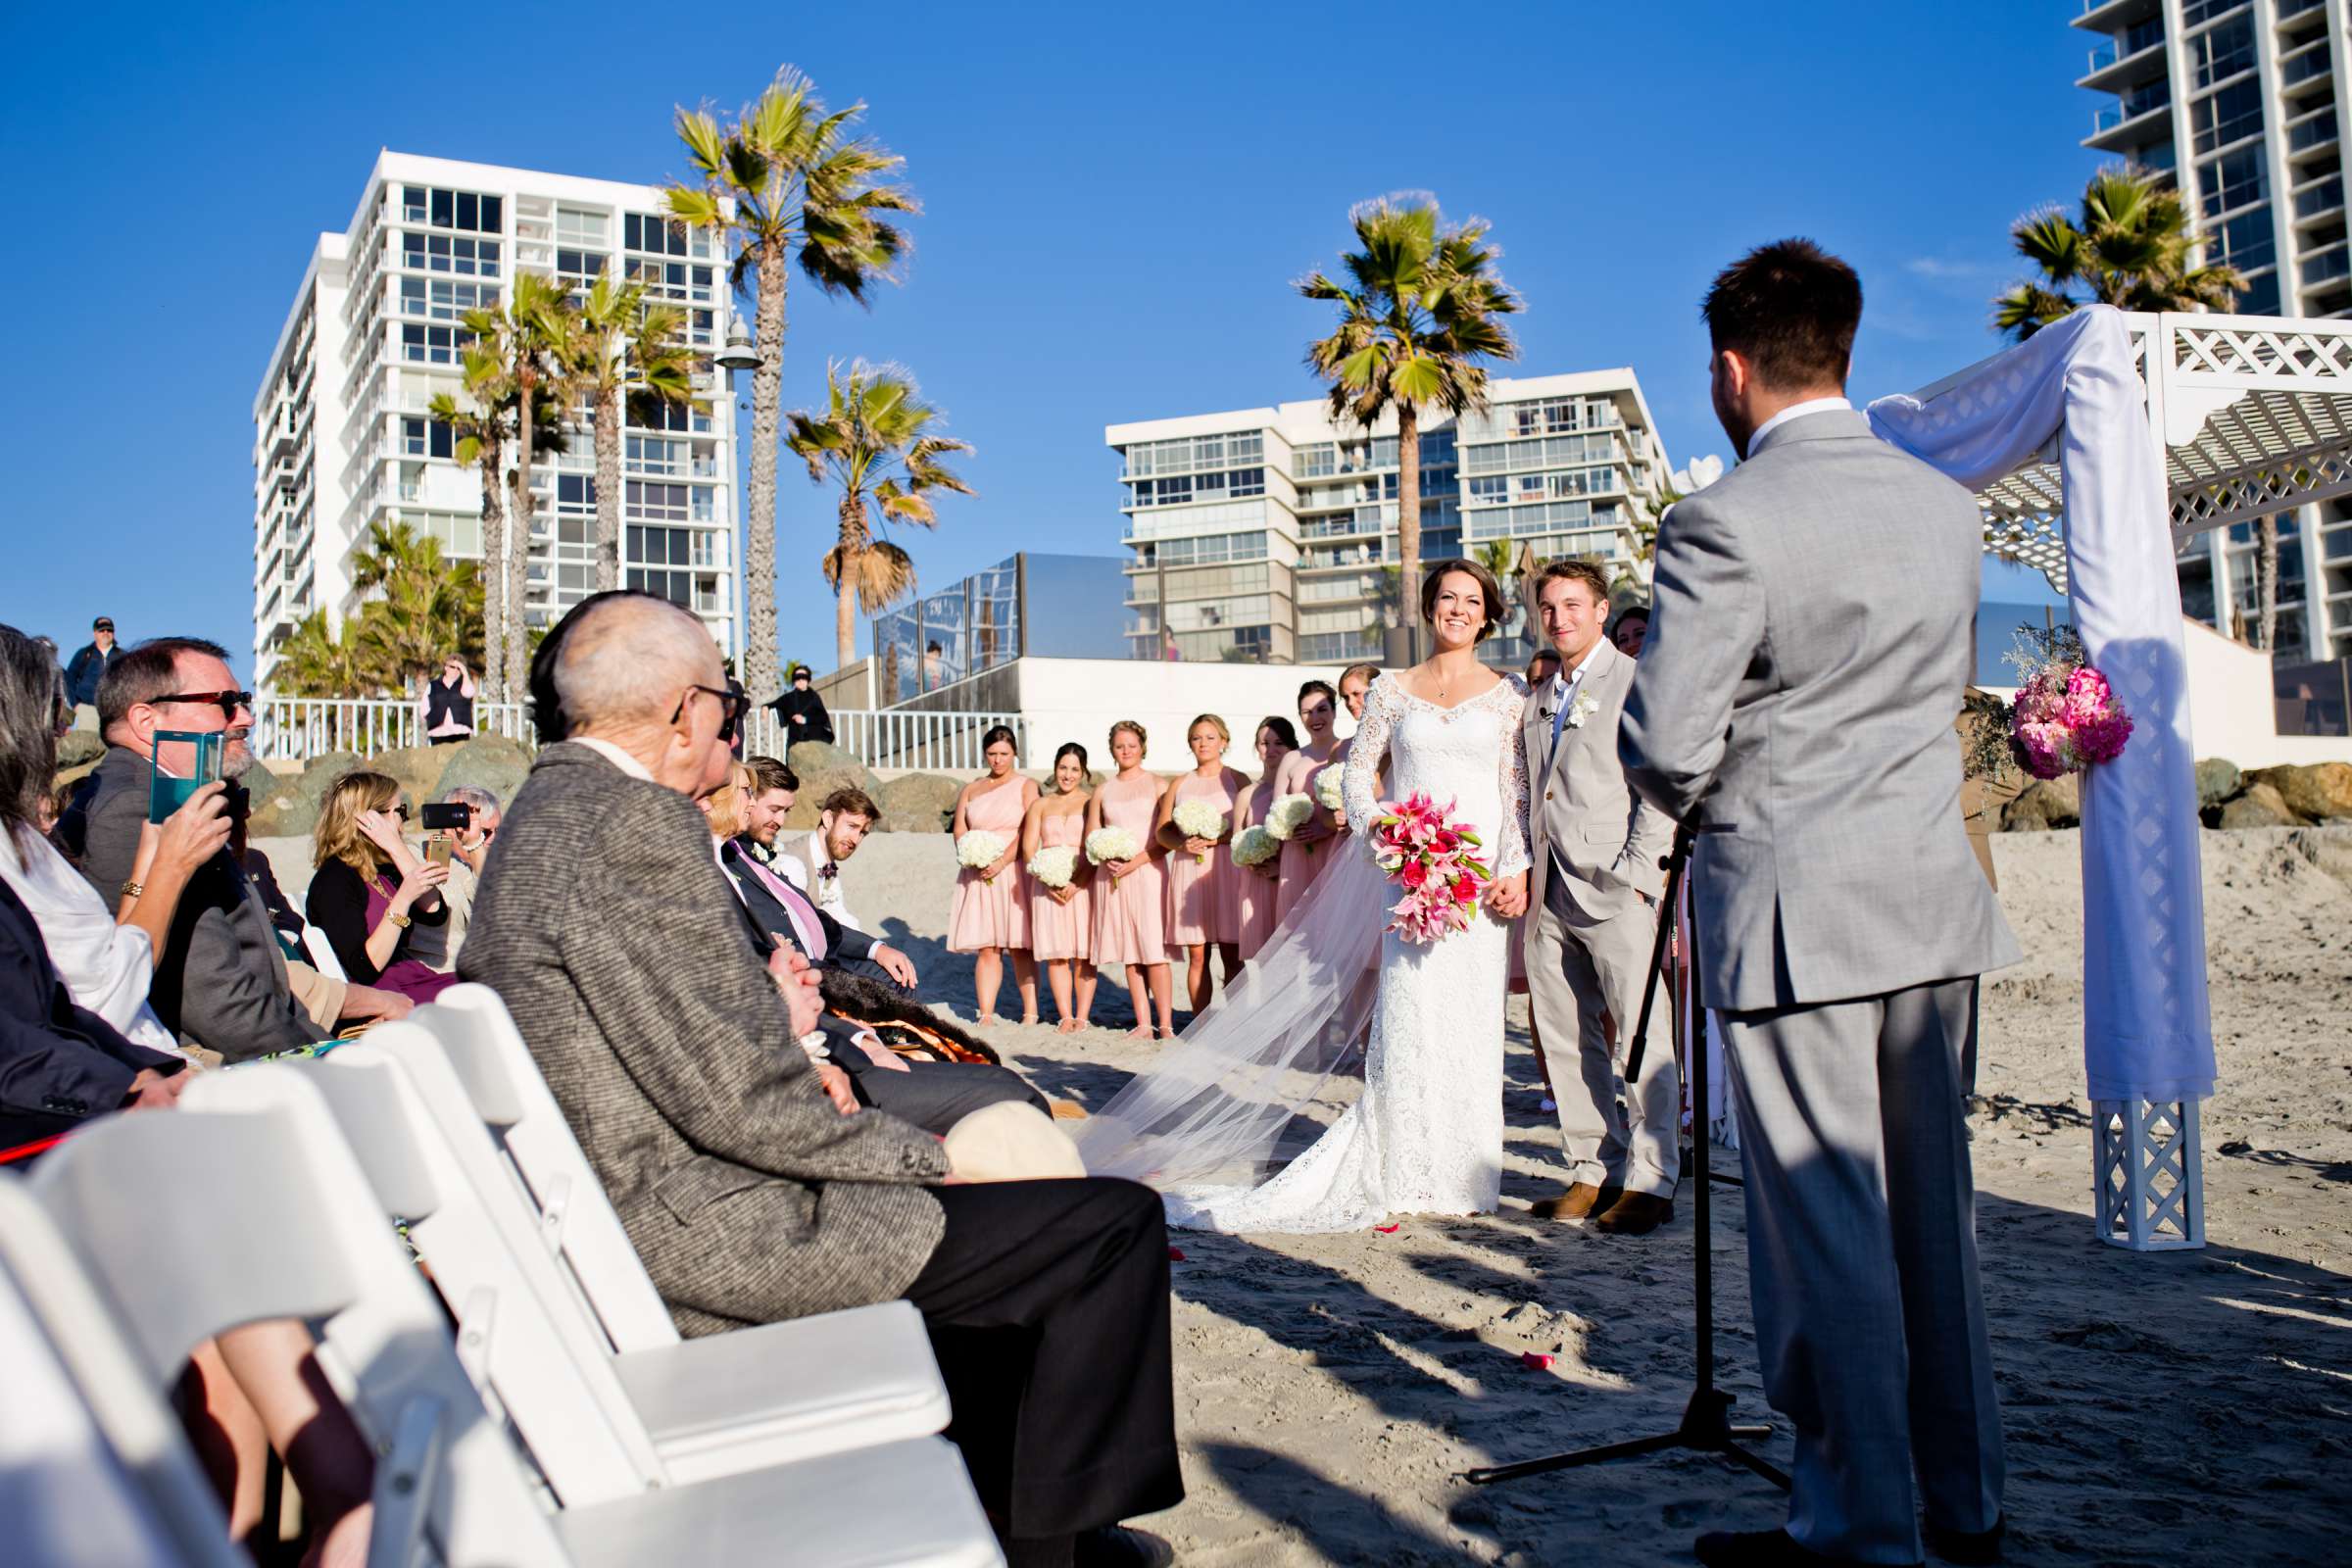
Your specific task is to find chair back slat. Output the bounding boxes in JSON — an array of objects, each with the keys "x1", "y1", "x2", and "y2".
[
  {"x1": 33, "y1": 1066, "x2": 570, "y2": 1567},
  {"x1": 427, "y1": 985, "x2": 681, "y2": 1350},
  {"x1": 310, "y1": 1032, "x2": 672, "y2": 1504}
]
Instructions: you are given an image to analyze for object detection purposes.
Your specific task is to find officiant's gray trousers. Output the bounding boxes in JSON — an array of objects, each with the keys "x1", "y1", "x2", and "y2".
[{"x1": 1718, "y1": 978, "x2": 2004, "y2": 1565}]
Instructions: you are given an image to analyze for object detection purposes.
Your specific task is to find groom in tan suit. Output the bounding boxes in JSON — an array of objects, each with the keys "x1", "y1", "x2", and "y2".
[{"x1": 1521, "y1": 558, "x2": 1678, "y2": 1234}]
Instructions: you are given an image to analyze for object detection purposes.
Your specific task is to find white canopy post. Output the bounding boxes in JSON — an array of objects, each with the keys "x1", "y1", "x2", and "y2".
[{"x1": 1870, "y1": 305, "x2": 2218, "y2": 1251}]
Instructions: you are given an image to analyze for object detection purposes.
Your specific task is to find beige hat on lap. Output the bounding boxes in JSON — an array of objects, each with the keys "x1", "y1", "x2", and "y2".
[{"x1": 942, "y1": 1102, "x2": 1087, "y2": 1183}]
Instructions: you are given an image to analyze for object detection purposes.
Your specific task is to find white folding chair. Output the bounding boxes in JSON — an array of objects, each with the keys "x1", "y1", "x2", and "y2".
[
  {"x1": 0, "y1": 1178, "x2": 243, "y2": 1568},
  {"x1": 31, "y1": 1067, "x2": 1003, "y2": 1568},
  {"x1": 413, "y1": 986, "x2": 954, "y2": 1464},
  {"x1": 301, "y1": 922, "x2": 349, "y2": 983},
  {"x1": 311, "y1": 1029, "x2": 952, "y2": 1485}
]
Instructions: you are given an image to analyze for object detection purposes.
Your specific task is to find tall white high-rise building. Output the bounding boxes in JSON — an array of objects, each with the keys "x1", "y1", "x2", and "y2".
[
  {"x1": 2075, "y1": 0, "x2": 2352, "y2": 660},
  {"x1": 252, "y1": 152, "x2": 743, "y2": 689},
  {"x1": 1106, "y1": 371, "x2": 1671, "y2": 666}
]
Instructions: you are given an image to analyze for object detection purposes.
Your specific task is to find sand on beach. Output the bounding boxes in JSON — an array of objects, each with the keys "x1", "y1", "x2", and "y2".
[{"x1": 258, "y1": 824, "x2": 2352, "y2": 1565}]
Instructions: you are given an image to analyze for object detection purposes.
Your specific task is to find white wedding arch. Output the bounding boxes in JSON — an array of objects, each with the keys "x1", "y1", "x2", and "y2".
[{"x1": 1863, "y1": 304, "x2": 2352, "y2": 1250}]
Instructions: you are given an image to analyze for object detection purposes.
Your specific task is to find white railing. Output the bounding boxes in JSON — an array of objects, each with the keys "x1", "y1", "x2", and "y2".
[
  {"x1": 254, "y1": 694, "x2": 1022, "y2": 774},
  {"x1": 738, "y1": 708, "x2": 1024, "y2": 774},
  {"x1": 251, "y1": 697, "x2": 532, "y2": 763}
]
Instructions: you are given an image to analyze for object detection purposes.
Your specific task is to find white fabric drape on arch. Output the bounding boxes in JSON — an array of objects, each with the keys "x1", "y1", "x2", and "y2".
[{"x1": 1865, "y1": 304, "x2": 2216, "y2": 1103}]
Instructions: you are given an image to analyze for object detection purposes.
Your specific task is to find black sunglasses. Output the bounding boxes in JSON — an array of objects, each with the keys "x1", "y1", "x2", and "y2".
[
  {"x1": 670, "y1": 683, "x2": 750, "y2": 742},
  {"x1": 152, "y1": 689, "x2": 254, "y2": 718}
]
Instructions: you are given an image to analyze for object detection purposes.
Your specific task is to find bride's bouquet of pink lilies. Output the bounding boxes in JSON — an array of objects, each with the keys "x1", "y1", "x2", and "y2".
[{"x1": 1370, "y1": 792, "x2": 1493, "y2": 945}]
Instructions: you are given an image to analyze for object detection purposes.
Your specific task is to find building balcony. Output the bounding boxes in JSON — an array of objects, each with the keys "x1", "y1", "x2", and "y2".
[
  {"x1": 2088, "y1": 87, "x2": 2172, "y2": 152},
  {"x1": 2072, "y1": 0, "x2": 2162, "y2": 29},
  {"x1": 2301, "y1": 245, "x2": 2350, "y2": 287},
  {"x1": 2294, "y1": 176, "x2": 2345, "y2": 224},
  {"x1": 2078, "y1": 35, "x2": 2167, "y2": 94}
]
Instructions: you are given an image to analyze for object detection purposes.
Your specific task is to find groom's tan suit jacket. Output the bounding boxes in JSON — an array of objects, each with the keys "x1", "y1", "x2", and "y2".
[{"x1": 1522, "y1": 637, "x2": 1674, "y2": 925}]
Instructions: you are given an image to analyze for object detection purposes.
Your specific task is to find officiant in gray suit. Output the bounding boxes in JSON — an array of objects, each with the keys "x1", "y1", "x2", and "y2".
[
  {"x1": 1520, "y1": 557, "x2": 1677, "y2": 1236},
  {"x1": 1621, "y1": 239, "x2": 2020, "y2": 1568}
]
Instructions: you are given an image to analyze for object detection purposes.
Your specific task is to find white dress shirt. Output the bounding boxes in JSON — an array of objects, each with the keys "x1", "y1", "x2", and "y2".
[
  {"x1": 775, "y1": 830, "x2": 861, "y2": 932},
  {"x1": 1547, "y1": 637, "x2": 1606, "y2": 758},
  {"x1": 1745, "y1": 395, "x2": 1852, "y2": 459},
  {"x1": 0, "y1": 825, "x2": 182, "y2": 1055},
  {"x1": 572, "y1": 736, "x2": 656, "y2": 782}
]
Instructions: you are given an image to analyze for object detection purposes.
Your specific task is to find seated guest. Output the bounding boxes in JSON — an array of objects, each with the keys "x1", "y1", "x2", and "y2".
[
  {"x1": 703, "y1": 761, "x2": 1048, "y2": 1131},
  {"x1": 733, "y1": 754, "x2": 798, "y2": 865},
  {"x1": 1609, "y1": 604, "x2": 1649, "y2": 658},
  {"x1": 409, "y1": 784, "x2": 499, "y2": 973},
  {"x1": 61, "y1": 639, "x2": 329, "y2": 1060},
  {"x1": 774, "y1": 784, "x2": 878, "y2": 931},
  {"x1": 462, "y1": 592, "x2": 1180, "y2": 1567},
  {"x1": 304, "y1": 772, "x2": 458, "y2": 1005}
]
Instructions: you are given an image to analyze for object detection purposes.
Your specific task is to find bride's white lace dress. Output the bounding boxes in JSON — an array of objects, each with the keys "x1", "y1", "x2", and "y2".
[{"x1": 1164, "y1": 671, "x2": 1531, "y2": 1233}]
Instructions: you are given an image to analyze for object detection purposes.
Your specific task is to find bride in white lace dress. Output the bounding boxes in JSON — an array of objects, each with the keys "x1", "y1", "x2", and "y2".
[{"x1": 1075, "y1": 564, "x2": 1532, "y2": 1233}]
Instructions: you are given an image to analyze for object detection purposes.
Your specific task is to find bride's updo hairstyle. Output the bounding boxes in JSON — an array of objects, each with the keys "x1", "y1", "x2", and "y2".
[{"x1": 1419, "y1": 558, "x2": 1506, "y2": 642}]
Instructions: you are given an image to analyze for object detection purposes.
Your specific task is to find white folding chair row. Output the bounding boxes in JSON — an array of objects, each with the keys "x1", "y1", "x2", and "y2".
[
  {"x1": 412, "y1": 985, "x2": 953, "y2": 1467},
  {"x1": 0, "y1": 1178, "x2": 245, "y2": 1568},
  {"x1": 300, "y1": 922, "x2": 348, "y2": 983},
  {"x1": 310, "y1": 1024, "x2": 951, "y2": 1490},
  {"x1": 27, "y1": 1066, "x2": 1004, "y2": 1568}
]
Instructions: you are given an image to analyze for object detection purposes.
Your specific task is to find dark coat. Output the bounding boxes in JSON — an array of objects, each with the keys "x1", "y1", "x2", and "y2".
[
  {"x1": 764, "y1": 686, "x2": 833, "y2": 746},
  {"x1": 458, "y1": 743, "x2": 947, "y2": 1337},
  {"x1": 0, "y1": 875, "x2": 182, "y2": 1149},
  {"x1": 64, "y1": 642, "x2": 119, "y2": 709}
]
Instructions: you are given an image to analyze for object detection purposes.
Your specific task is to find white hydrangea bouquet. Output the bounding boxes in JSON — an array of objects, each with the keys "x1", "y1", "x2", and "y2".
[
  {"x1": 956, "y1": 830, "x2": 1009, "y2": 883},
  {"x1": 1263, "y1": 793, "x2": 1318, "y2": 854},
  {"x1": 1026, "y1": 844, "x2": 1079, "y2": 889},
  {"x1": 1170, "y1": 799, "x2": 1229, "y2": 863},
  {"x1": 1313, "y1": 763, "x2": 1346, "y2": 811},
  {"x1": 1231, "y1": 823, "x2": 1280, "y2": 870},
  {"x1": 1085, "y1": 825, "x2": 1142, "y2": 866}
]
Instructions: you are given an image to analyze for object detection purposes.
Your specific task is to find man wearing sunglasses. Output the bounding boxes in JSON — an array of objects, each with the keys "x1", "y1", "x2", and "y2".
[{"x1": 62, "y1": 638, "x2": 407, "y2": 1059}]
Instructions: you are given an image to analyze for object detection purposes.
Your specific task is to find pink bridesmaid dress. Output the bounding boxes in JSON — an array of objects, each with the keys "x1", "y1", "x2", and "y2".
[
  {"x1": 1164, "y1": 771, "x2": 1240, "y2": 947},
  {"x1": 948, "y1": 779, "x2": 1030, "y2": 954},
  {"x1": 1236, "y1": 778, "x2": 1283, "y2": 960},
  {"x1": 1027, "y1": 808, "x2": 1093, "y2": 961},
  {"x1": 1273, "y1": 752, "x2": 1340, "y2": 925},
  {"x1": 1090, "y1": 777, "x2": 1168, "y2": 967}
]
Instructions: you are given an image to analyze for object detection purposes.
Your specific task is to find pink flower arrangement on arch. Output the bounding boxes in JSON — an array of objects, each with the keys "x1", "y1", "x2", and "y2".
[
  {"x1": 2006, "y1": 627, "x2": 2133, "y2": 781},
  {"x1": 1370, "y1": 791, "x2": 1493, "y2": 945}
]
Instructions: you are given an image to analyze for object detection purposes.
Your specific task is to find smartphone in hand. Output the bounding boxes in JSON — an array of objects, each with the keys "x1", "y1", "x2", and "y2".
[{"x1": 148, "y1": 732, "x2": 223, "y2": 824}]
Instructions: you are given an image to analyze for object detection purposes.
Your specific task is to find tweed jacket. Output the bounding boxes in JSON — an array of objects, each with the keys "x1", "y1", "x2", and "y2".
[
  {"x1": 1521, "y1": 637, "x2": 1673, "y2": 924},
  {"x1": 1619, "y1": 410, "x2": 2021, "y2": 1011},
  {"x1": 459, "y1": 743, "x2": 948, "y2": 1336}
]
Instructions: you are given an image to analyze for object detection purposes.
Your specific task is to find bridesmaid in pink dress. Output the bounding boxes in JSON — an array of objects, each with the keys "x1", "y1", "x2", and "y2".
[
  {"x1": 1154, "y1": 714, "x2": 1248, "y2": 1014},
  {"x1": 1234, "y1": 715, "x2": 1296, "y2": 961},
  {"x1": 1087, "y1": 719, "x2": 1174, "y2": 1040},
  {"x1": 949, "y1": 724, "x2": 1039, "y2": 1024},
  {"x1": 1272, "y1": 678, "x2": 1343, "y2": 925},
  {"x1": 1020, "y1": 742, "x2": 1098, "y2": 1034}
]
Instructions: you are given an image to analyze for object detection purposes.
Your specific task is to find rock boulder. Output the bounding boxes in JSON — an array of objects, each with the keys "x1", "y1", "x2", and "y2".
[
  {"x1": 774, "y1": 742, "x2": 884, "y2": 831},
  {"x1": 2245, "y1": 761, "x2": 2352, "y2": 822},
  {"x1": 364, "y1": 745, "x2": 452, "y2": 813},
  {"x1": 2193, "y1": 758, "x2": 2242, "y2": 808},
  {"x1": 427, "y1": 735, "x2": 534, "y2": 809},
  {"x1": 2219, "y1": 780, "x2": 2303, "y2": 830},
  {"x1": 2002, "y1": 773, "x2": 2081, "y2": 832},
  {"x1": 246, "y1": 751, "x2": 363, "y2": 839},
  {"x1": 875, "y1": 772, "x2": 962, "y2": 834}
]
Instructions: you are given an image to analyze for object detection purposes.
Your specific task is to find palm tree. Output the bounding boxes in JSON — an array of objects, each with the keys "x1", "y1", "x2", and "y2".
[
  {"x1": 1993, "y1": 165, "x2": 2247, "y2": 340},
  {"x1": 348, "y1": 520, "x2": 485, "y2": 693},
  {"x1": 1993, "y1": 165, "x2": 2274, "y2": 644},
  {"x1": 1301, "y1": 194, "x2": 1522, "y2": 660},
  {"x1": 785, "y1": 362, "x2": 973, "y2": 669},
  {"x1": 430, "y1": 346, "x2": 513, "y2": 697},
  {"x1": 274, "y1": 610, "x2": 369, "y2": 700},
  {"x1": 665, "y1": 67, "x2": 918, "y2": 703},
  {"x1": 492, "y1": 273, "x2": 580, "y2": 701},
  {"x1": 566, "y1": 269, "x2": 703, "y2": 591}
]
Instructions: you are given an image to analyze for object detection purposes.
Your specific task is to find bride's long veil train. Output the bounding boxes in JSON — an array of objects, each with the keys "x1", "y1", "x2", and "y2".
[{"x1": 1072, "y1": 842, "x2": 1389, "y2": 1189}]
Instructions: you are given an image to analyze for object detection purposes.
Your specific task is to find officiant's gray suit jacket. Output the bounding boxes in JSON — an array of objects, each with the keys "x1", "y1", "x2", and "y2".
[
  {"x1": 1522, "y1": 636, "x2": 1672, "y2": 925},
  {"x1": 1619, "y1": 410, "x2": 2020, "y2": 1011}
]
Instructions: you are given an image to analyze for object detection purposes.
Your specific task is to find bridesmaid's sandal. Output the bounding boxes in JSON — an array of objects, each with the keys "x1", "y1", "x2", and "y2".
[
  {"x1": 1126, "y1": 1024, "x2": 1154, "y2": 1041},
  {"x1": 1055, "y1": 1017, "x2": 1082, "y2": 1035}
]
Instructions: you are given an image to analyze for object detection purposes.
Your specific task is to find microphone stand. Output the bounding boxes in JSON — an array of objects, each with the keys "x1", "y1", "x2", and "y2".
[{"x1": 1465, "y1": 824, "x2": 1788, "y2": 1492}]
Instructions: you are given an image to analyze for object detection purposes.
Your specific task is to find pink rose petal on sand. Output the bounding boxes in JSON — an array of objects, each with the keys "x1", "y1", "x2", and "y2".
[
  {"x1": 1375, "y1": 1223, "x2": 1399, "y2": 1234},
  {"x1": 1521, "y1": 1351, "x2": 1556, "y2": 1371}
]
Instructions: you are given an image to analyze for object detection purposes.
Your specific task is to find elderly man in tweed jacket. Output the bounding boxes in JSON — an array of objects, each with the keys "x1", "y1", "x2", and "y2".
[{"x1": 461, "y1": 592, "x2": 1181, "y2": 1568}]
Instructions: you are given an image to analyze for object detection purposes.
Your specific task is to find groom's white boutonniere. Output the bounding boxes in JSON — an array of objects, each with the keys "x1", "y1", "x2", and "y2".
[{"x1": 1564, "y1": 692, "x2": 1602, "y2": 730}]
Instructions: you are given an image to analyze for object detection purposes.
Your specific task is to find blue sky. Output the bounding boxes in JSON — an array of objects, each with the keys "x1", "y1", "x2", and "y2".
[{"x1": 0, "y1": 0, "x2": 2084, "y2": 672}]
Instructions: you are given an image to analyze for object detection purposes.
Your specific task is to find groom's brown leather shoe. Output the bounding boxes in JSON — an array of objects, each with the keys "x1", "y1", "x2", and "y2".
[
  {"x1": 1592, "y1": 1191, "x2": 1674, "y2": 1235},
  {"x1": 1530, "y1": 1182, "x2": 1617, "y2": 1220}
]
